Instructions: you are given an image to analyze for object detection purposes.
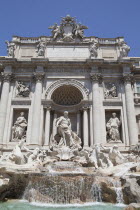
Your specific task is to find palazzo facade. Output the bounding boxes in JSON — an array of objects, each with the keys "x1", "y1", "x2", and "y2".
[{"x1": 0, "y1": 15, "x2": 140, "y2": 153}]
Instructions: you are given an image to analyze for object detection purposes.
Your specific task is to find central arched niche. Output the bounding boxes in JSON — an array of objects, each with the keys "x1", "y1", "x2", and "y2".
[{"x1": 51, "y1": 85, "x2": 83, "y2": 106}]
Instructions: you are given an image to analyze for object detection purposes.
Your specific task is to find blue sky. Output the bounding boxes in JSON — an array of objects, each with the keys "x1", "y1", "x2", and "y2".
[{"x1": 0, "y1": 0, "x2": 139, "y2": 56}]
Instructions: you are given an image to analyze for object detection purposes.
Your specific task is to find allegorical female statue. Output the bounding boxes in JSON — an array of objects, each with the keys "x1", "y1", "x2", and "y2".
[
  {"x1": 50, "y1": 111, "x2": 81, "y2": 150},
  {"x1": 106, "y1": 112, "x2": 121, "y2": 142},
  {"x1": 12, "y1": 112, "x2": 27, "y2": 141}
]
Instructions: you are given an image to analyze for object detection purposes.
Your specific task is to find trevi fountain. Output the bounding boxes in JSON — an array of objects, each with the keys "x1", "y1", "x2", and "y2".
[{"x1": 0, "y1": 15, "x2": 140, "y2": 210}]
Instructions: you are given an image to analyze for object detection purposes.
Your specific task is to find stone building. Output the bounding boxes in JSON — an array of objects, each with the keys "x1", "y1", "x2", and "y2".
[{"x1": 0, "y1": 15, "x2": 140, "y2": 153}]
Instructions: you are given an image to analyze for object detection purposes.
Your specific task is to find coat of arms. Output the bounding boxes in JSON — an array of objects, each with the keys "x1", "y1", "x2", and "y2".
[{"x1": 49, "y1": 15, "x2": 88, "y2": 42}]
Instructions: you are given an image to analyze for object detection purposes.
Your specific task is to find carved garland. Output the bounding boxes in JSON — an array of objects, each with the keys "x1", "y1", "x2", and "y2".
[{"x1": 45, "y1": 79, "x2": 89, "y2": 100}]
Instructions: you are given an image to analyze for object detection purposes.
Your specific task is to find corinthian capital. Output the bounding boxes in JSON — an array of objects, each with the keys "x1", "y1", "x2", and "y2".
[
  {"x1": 46, "y1": 106, "x2": 51, "y2": 111},
  {"x1": 123, "y1": 74, "x2": 135, "y2": 83},
  {"x1": 33, "y1": 72, "x2": 45, "y2": 82},
  {"x1": 1, "y1": 72, "x2": 13, "y2": 82},
  {"x1": 90, "y1": 73, "x2": 103, "y2": 83}
]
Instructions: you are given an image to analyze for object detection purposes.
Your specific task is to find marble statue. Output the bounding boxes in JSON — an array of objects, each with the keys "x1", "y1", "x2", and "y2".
[
  {"x1": 0, "y1": 139, "x2": 25, "y2": 164},
  {"x1": 54, "y1": 111, "x2": 81, "y2": 148},
  {"x1": 89, "y1": 40, "x2": 98, "y2": 58},
  {"x1": 16, "y1": 81, "x2": 30, "y2": 97},
  {"x1": 49, "y1": 15, "x2": 88, "y2": 42},
  {"x1": 94, "y1": 144, "x2": 113, "y2": 168},
  {"x1": 130, "y1": 143, "x2": 140, "y2": 155},
  {"x1": 74, "y1": 23, "x2": 88, "y2": 39},
  {"x1": 89, "y1": 144, "x2": 125, "y2": 168},
  {"x1": 49, "y1": 23, "x2": 61, "y2": 40},
  {"x1": 50, "y1": 111, "x2": 82, "y2": 160},
  {"x1": 5, "y1": 41, "x2": 15, "y2": 57},
  {"x1": 119, "y1": 41, "x2": 130, "y2": 58},
  {"x1": 88, "y1": 147, "x2": 99, "y2": 169},
  {"x1": 100, "y1": 144, "x2": 124, "y2": 166},
  {"x1": 104, "y1": 84, "x2": 117, "y2": 99},
  {"x1": 106, "y1": 113, "x2": 121, "y2": 143},
  {"x1": 12, "y1": 112, "x2": 27, "y2": 141},
  {"x1": 36, "y1": 41, "x2": 45, "y2": 56},
  {"x1": 24, "y1": 147, "x2": 43, "y2": 165}
]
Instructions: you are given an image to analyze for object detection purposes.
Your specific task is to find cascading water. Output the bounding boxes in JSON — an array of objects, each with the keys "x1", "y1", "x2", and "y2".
[
  {"x1": 112, "y1": 180, "x2": 124, "y2": 204},
  {"x1": 91, "y1": 183, "x2": 102, "y2": 202},
  {"x1": 22, "y1": 160, "x2": 125, "y2": 205},
  {"x1": 23, "y1": 174, "x2": 125, "y2": 205},
  {"x1": 23, "y1": 174, "x2": 98, "y2": 204},
  {"x1": 107, "y1": 178, "x2": 124, "y2": 204}
]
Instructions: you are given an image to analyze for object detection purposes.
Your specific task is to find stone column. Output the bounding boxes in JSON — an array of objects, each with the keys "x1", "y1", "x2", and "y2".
[
  {"x1": 52, "y1": 112, "x2": 57, "y2": 138},
  {"x1": 77, "y1": 111, "x2": 81, "y2": 137},
  {"x1": 0, "y1": 79, "x2": 2, "y2": 98},
  {"x1": 31, "y1": 71, "x2": 44, "y2": 145},
  {"x1": 44, "y1": 106, "x2": 51, "y2": 147},
  {"x1": 82, "y1": 107, "x2": 89, "y2": 148},
  {"x1": 123, "y1": 74, "x2": 138, "y2": 145},
  {"x1": 90, "y1": 73, "x2": 102, "y2": 145},
  {"x1": 0, "y1": 72, "x2": 12, "y2": 145},
  {"x1": 136, "y1": 114, "x2": 140, "y2": 135},
  {"x1": 89, "y1": 105, "x2": 94, "y2": 147}
]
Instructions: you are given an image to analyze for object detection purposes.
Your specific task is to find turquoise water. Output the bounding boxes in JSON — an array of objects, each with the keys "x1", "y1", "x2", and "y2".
[{"x1": 0, "y1": 200, "x2": 126, "y2": 210}]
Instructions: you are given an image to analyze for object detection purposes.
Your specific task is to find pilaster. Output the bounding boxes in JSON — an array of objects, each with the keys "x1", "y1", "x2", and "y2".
[
  {"x1": 30, "y1": 69, "x2": 44, "y2": 146},
  {"x1": 123, "y1": 72, "x2": 138, "y2": 145},
  {"x1": 82, "y1": 106, "x2": 89, "y2": 148},
  {"x1": 44, "y1": 106, "x2": 51, "y2": 148},
  {"x1": 0, "y1": 67, "x2": 13, "y2": 145},
  {"x1": 77, "y1": 111, "x2": 81, "y2": 137},
  {"x1": 90, "y1": 73, "x2": 103, "y2": 145}
]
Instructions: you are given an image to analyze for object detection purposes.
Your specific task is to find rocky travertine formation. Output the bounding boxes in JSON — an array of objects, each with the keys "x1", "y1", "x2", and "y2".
[{"x1": 0, "y1": 159, "x2": 139, "y2": 204}]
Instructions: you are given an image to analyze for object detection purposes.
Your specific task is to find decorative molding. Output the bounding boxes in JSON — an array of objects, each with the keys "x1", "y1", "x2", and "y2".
[
  {"x1": 104, "y1": 83, "x2": 118, "y2": 99},
  {"x1": 15, "y1": 81, "x2": 30, "y2": 98},
  {"x1": 45, "y1": 79, "x2": 89, "y2": 100},
  {"x1": 103, "y1": 101, "x2": 122, "y2": 106},
  {"x1": 11, "y1": 100, "x2": 31, "y2": 105}
]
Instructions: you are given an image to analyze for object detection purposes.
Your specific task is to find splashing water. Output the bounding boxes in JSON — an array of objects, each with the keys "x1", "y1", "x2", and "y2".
[{"x1": 112, "y1": 180, "x2": 124, "y2": 204}]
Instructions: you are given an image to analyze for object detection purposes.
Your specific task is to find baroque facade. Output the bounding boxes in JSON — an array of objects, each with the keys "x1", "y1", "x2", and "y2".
[{"x1": 0, "y1": 15, "x2": 140, "y2": 153}]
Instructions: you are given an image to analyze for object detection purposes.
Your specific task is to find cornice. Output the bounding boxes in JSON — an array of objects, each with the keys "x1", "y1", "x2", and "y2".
[{"x1": 0, "y1": 57, "x2": 135, "y2": 71}]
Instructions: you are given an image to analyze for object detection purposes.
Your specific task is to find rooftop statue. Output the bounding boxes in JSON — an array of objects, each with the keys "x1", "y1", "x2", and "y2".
[
  {"x1": 89, "y1": 40, "x2": 98, "y2": 58},
  {"x1": 49, "y1": 15, "x2": 88, "y2": 42},
  {"x1": 5, "y1": 41, "x2": 15, "y2": 57},
  {"x1": 119, "y1": 40, "x2": 130, "y2": 58},
  {"x1": 36, "y1": 41, "x2": 45, "y2": 56}
]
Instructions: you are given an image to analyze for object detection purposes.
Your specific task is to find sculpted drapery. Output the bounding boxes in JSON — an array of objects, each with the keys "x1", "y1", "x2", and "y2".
[
  {"x1": 106, "y1": 113, "x2": 121, "y2": 142},
  {"x1": 50, "y1": 111, "x2": 81, "y2": 150}
]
